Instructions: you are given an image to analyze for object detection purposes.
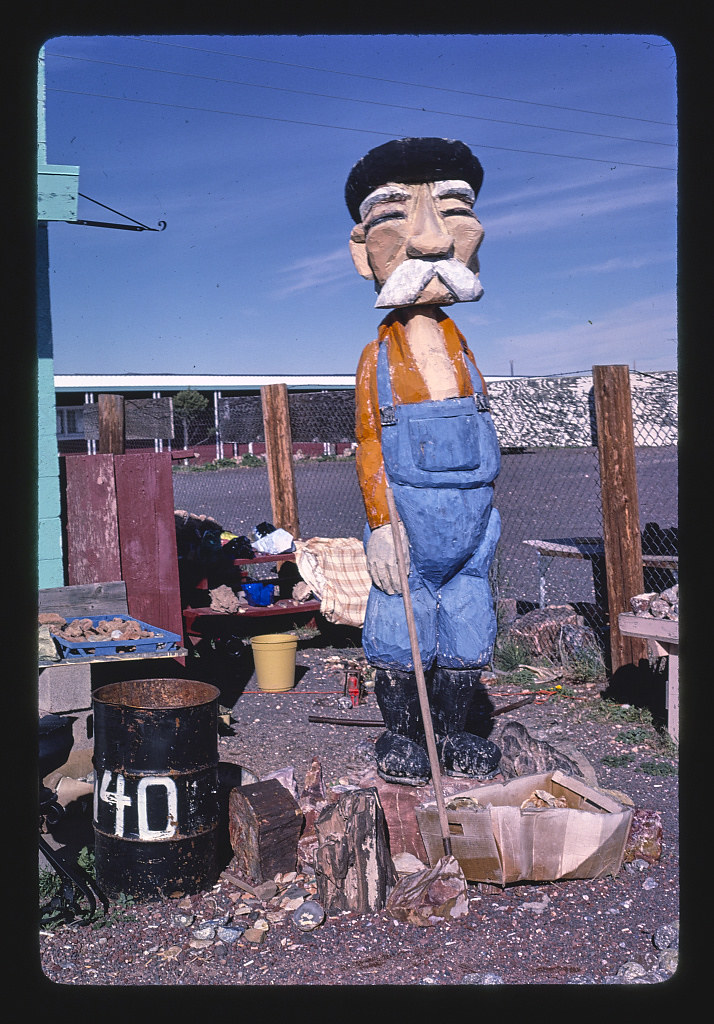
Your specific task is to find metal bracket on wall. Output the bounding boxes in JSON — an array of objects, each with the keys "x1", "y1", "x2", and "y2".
[
  {"x1": 71, "y1": 219, "x2": 166, "y2": 231},
  {"x1": 68, "y1": 192, "x2": 167, "y2": 231}
]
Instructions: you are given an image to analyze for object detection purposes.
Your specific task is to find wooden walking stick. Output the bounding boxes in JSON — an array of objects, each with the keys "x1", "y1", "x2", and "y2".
[{"x1": 385, "y1": 485, "x2": 453, "y2": 858}]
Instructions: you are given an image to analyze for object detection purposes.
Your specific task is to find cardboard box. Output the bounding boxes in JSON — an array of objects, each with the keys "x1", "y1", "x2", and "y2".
[{"x1": 415, "y1": 770, "x2": 633, "y2": 886}]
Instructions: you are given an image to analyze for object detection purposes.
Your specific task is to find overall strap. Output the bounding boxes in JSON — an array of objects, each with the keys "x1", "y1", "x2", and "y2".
[
  {"x1": 377, "y1": 333, "x2": 490, "y2": 421},
  {"x1": 376, "y1": 338, "x2": 396, "y2": 426},
  {"x1": 463, "y1": 355, "x2": 490, "y2": 411}
]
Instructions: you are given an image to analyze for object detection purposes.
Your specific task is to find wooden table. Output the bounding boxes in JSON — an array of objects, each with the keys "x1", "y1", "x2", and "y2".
[
  {"x1": 524, "y1": 538, "x2": 678, "y2": 609},
  {"x1": 618, "y1": 612, "x2": 679, "y2": 742}
]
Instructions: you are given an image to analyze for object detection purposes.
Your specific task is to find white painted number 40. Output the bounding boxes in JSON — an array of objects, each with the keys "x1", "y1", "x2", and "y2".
[{"x1": 95, "y1": 770, "x2": 178, "y2": 840}]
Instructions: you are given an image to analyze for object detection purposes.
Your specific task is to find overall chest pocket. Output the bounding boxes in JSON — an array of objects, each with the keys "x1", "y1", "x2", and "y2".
[{"x1": 408, "y1": 412, "x2": 481, "y2": 472}]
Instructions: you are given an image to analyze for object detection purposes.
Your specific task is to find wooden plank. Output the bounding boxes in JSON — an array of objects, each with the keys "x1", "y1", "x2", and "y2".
[
  {"x1": 617, "y1": 612, "x2": 678, "y2": 645},
  {"x1": 39, "y1": 647, "x2": 188, "y2": 668},
  {"x1": 524, "y1": 538, "x2": 677, "y2": 570},
  {"x1": 592, "y1": 365, "x2": 648, "y2": 673},
  {"x1": 62, "y1": 454, "x2": 122, "y2": 585},
  {"x1": 261, "y1": 383, "x2": 300, "y2": 539},
  {"x1": 184, "y1": 600, "x2": 319, "y2": 618},
  {"x1": 183, "y1": 599, "x2": 320, "y2": 622},
  {"x1": 84, "y1": 397, "x2": 173, "y2": 441},
  {"x1": 642, "y1": 554, "x2": 678, "y2": 570},
  {"x1": 113, "y1": 452, "x2": 183, "y2": 638},
  {"x1": 98, "y1": 394, "x2": 125, "y2": 455},
  {"x1": 39, "y1": 581, "x2": 128, "y2": 618},
  {"x1": 523, "y1": 538, "x2": 603, "y2": 560}
]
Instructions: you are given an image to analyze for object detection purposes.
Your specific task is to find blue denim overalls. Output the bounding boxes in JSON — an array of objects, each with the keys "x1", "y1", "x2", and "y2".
[{"x1": 362, "y1": 338, "x2": 501, "y2": 671}]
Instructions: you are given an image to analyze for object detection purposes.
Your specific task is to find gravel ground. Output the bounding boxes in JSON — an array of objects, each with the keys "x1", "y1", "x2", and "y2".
[{"x1": 37, "y1": 636, "x2": 681, "y2": 989}]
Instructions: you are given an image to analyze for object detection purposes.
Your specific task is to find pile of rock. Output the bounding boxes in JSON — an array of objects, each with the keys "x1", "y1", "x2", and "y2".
[
  {"x1": 220, "y1": 743, "x2": 662, "y2": 934},
  {"x1": 50, "y1": 616, "x2": 157, "y2": 642},
  {"x1": 602, "y1": 918, "x2": 679, "y2": 984},
  {"x1": 630, "y1": 584, "x2": 678, "y2": 621}
]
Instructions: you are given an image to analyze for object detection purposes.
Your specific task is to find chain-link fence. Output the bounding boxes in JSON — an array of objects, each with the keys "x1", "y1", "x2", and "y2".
[
  {"x1": 630, "y1": 373, "x2": 679, "y2": 597},
  {"x1": 56, "y1": 372, "x2": 677, "y2": 629}
]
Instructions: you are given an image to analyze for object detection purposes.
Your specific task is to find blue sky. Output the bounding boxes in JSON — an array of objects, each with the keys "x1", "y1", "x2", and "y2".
[{"x1": 41, "y1": 33, "x2": 677, "y2": 378}]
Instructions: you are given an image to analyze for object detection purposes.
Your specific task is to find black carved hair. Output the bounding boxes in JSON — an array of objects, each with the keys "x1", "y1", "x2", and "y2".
[{"x1": 345, "y1": 137, "x2": 484, "y2": 223}]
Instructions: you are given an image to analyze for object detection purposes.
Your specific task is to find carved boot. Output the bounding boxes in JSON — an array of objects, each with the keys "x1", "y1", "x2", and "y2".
[
  {"x1": 373, "y1": 667, "x2": 431, "y2": 786},
  {"x1": 429, "y1": 667, "x2": 501, "y2": 779}
]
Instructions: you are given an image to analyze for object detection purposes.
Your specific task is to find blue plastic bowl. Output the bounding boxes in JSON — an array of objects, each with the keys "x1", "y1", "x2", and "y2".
[{"x1": 243, "y1": 582, "x2": 274, "y2": 607}]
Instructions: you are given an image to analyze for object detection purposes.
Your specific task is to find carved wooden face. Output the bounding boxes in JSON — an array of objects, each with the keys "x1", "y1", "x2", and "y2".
[{"x1": 349, "y1": 180, "x2": 484, "y2": 308}]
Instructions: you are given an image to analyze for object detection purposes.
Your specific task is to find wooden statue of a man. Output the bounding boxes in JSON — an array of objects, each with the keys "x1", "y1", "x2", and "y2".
[{"x1": 346, "y1": 137, "x2": 502, "y2": 786}]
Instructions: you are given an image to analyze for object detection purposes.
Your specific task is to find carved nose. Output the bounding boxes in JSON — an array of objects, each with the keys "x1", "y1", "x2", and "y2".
[{"x1": 406, "y1": 232, "x2": 454, "y2": 259}]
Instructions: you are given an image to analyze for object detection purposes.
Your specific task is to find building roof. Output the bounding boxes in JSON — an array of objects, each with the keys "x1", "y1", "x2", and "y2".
[{"x1": 54, "y1": 373, "x2": 357, "y2": 392}]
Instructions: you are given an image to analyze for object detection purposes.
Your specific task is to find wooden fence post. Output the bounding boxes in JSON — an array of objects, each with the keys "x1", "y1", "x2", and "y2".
[
  {"x1": 98, "y1": 393, "x2": 125, "y2": 455},
  {"x1": 260, "y1": 383, "x2": 300, "y2": 539},
  {"x1": 592, "y1": 364, "x2": 648, "y2": 673}
]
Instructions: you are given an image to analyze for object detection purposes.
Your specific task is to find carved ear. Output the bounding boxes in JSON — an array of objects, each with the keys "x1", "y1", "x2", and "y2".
[{"x1": 349, "y1": 223, "x2": 374, "y2": 280}]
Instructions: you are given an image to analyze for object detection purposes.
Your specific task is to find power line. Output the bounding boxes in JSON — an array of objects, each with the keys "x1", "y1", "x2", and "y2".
[
  {"x1": 46, "y1": 87, "x2": 677, "y2": 172},
  {"x1": 47, "y1": 52, "x2": 675, "y2": 149},
  {"x1": 131, "y1": 35, "x2": 677, "y2": 128}
]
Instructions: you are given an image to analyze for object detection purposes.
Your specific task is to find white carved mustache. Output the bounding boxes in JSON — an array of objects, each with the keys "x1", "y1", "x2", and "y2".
[{"x1": 375, "y1": 257, "x2": 484, "y2": 308}]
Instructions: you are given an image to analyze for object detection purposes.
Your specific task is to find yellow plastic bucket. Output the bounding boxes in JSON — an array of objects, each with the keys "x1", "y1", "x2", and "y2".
[{"x1": 250, "y1": 633, "x2": 298, "y2": 692}]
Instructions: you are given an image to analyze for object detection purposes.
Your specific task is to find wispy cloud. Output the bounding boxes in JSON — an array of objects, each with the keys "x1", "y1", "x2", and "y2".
[
  {"x1": 556, "y1": 253, "x2": 673, "y2": 277},
  {"x1": 483, "y1": 291, "x2": 677, "y2": 375},
  {"x1": 273, "y1": 246, "x2": 357, "y2": 297},
  {"x1": 481, "y1": 177, "x2": 675, "y2": 240}
]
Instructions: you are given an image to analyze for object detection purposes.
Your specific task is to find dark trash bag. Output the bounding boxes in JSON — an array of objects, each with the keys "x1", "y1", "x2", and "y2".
[
  {"x1": 254, "y1": 521, "x2": 276, "y2": 538},
  {"x1": 222, "y1": 536, "x2": 255, "y2": 560}
]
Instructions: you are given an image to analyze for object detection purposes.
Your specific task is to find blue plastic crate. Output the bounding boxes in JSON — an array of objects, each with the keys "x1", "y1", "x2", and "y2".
[{"x1": 51, "y1": 615, "x2": 182, "y2": 660}]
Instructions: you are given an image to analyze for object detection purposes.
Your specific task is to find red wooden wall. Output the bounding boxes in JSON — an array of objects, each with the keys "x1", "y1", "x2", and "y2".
[{"x1": 62, "y1": 452, "x2": 183, "y2": 640}]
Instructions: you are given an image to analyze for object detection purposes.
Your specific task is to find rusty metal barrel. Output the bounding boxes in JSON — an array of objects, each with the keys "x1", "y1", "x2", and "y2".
[{"x1": 92, "y1": 678, "x2": 220, "y2": 901}]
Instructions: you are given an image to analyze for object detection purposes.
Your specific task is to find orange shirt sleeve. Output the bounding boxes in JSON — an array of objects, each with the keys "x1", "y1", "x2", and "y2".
[{"x1": 355, "y1": 337, "x2": 390, "y2": 529}]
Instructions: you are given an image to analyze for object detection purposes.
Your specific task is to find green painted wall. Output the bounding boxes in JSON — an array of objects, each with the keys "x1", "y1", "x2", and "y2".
[
  {"x1": 37, "y1": 46, "x2": 79, "y2": 589},
  {"x1": 37, "y1": 222, "x2": 64, "y2": 588}
]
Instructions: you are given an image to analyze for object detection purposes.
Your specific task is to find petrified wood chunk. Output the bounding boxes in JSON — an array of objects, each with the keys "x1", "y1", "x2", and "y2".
[
  {"x1": 228, "y1": 778, "x2": 304, "y2": 884},
  {"x1": 505, "y1": 605, "x2": 581, "y2": 661},
  {"x1": 386, "y1": 855, "x2": 469, "y2": 925},
  {"x1": 624, "y1": 808, "x2": 663, "y2": 864},
  {"x1": 496, "y1": 721, "x2": 587, "y2": 781},
  {"x1": 314, "y1": 787, "x2": 396, "y2": 914}
]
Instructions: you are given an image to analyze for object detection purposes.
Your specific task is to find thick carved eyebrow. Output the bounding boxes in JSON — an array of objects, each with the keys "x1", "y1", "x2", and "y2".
[
  {"x1": 359, "y1": 184, "x2": 411, "y2": 222},
  {"x1": 431, "y1": 180, "x2": 475, "y2": 205}
]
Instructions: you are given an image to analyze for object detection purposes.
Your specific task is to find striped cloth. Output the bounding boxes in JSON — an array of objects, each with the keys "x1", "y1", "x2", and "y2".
[{"x1": 294, "y1": 537, "x2": 372, "y2": 627}]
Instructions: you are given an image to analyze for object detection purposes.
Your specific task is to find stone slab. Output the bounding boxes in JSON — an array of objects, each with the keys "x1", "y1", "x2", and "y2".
[{"x1": 38, "y1": 662, "x2": 92, "y2": 713}]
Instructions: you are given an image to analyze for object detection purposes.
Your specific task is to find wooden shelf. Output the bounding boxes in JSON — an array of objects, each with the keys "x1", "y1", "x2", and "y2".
[
  {"x1": 182, "y1": 548, "x2": 319, "y2": 638},
  {"x1": 232, "y1": 551, "x2": 297, "y2": 566},
  {"x1": 184, "y1": 599, "x2": 320, "y2": 627}
]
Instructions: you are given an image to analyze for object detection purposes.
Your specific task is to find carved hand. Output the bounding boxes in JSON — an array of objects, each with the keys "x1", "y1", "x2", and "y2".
[{"x1": 366, "y1": 522, "x2": 410, "y2": 594}]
